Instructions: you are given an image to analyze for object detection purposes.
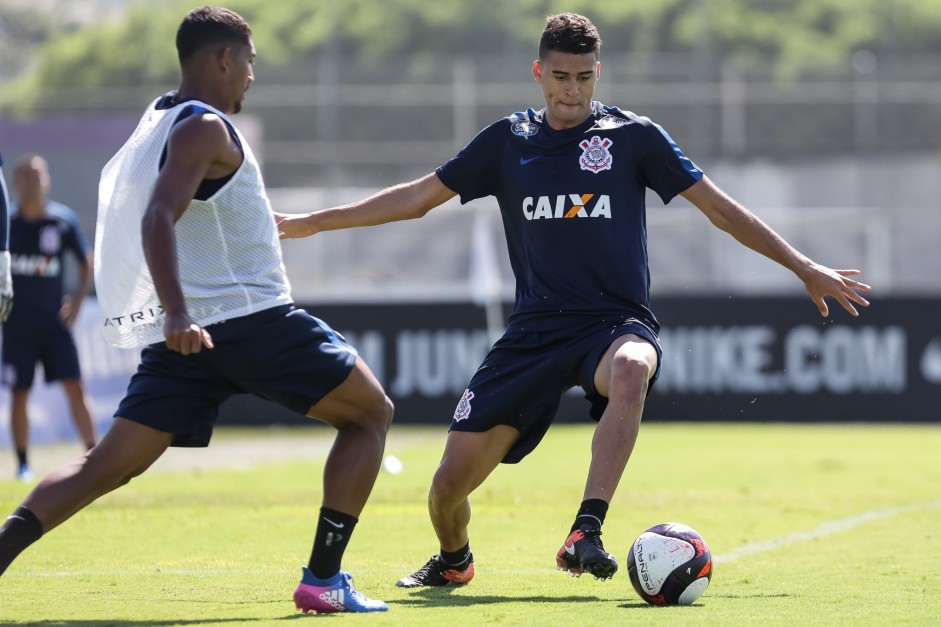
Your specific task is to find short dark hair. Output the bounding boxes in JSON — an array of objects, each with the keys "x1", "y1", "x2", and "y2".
[
  {"x1": 538, "y1": 13, "x2": 602, "y2": 60},
  {"x1": 176, "y1": 6, "x2": 252, "y2": 65}
]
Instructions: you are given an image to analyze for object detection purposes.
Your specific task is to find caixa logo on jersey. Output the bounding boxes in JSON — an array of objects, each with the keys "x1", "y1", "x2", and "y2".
[
  {"x1": 11, "y1": 254, "x2": 60, "y2": 278},
  {"x1": 522, "y1": 194, "x2": 612, "y2": 220}
]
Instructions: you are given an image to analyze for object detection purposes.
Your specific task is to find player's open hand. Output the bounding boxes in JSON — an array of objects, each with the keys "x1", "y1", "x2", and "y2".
[
  {"x1": 802, "y1": 265, "x2": 871, "y2": 317},
  {"x1": 59, "y1": 294, "x2": 80, "y2": 328},
  {"x1": 273, "y1": 211, "x2": 316, "y2": 239},
  {"x1": 163, "y1": 311, "x2": 214, "y2": 355}
]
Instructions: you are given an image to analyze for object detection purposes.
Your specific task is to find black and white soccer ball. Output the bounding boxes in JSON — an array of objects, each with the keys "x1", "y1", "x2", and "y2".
[{"x1": 627, "y1": 522, "x2": 713, "y2": 605}]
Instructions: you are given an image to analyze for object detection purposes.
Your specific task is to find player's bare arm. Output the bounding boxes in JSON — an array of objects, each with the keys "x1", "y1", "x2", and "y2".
[
  {"x1": 142, "y1": 113, "x2": 238, "y2": 354},
  {"x1": 275, "y1": 172, "x2": 457, "y2": 239},
  {"x1": 59, "y1": 248, "x2": 93, "y2": 328},
  {"x1": 681, "y1": 175, "x2": 871, "y2": 317}
]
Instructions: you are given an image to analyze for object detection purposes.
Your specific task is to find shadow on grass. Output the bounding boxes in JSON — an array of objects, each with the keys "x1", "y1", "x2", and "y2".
[
  {"x1": 15, "y1": 622, "x2": 272, "y2": 627},
  {"x1": 613, "y1": 592, "x2": 794, "y2": 609},
  {"x1": 13, "y1": 590, "x2": 783, "y2": 624},
  {"x1": 394, "y1": 586, "x2": 636, "y2": 608}
]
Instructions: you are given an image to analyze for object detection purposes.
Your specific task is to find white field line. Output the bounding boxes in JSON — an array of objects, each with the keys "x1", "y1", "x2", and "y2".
[{"x1": 713, "y1": 498, "x2": 941, "y2": 564}]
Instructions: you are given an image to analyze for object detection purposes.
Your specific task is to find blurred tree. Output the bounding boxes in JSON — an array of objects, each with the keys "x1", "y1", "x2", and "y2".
[{"x1": 3, "y1": 0, "x2": 941, "y2": 113}]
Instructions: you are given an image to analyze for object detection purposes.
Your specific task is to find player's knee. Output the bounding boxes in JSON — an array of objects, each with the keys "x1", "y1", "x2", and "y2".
[
  {"x1": 429, "y1": 464, "x2": 469, "y2": 504},
  {"x1": 81, "y1": 449, "x2": 144, "y2": 492},
  {"x1": 351, "y1": 393, "x2": 394, "y2": 437},
  {"x1": 608, "y1": 352, "x2": 653, "y2": 395},
  {"x1": 369, "y1": 394, "x2": 394, "y2": 433}
]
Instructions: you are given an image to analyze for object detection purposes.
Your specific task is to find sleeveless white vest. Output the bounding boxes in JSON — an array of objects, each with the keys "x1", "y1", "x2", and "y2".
[{"x1": 95, "y1": 97, "x2": 291, "y2": 348}]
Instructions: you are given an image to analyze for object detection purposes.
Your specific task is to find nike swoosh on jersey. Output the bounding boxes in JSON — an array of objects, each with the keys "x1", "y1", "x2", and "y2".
[{"x1": 519, "y1": 156, "x2": 542, "y2": 165}]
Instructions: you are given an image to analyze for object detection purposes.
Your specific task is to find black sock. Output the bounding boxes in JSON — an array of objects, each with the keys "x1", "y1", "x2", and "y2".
[
  {"x1": 440, "y1": 542, "x2": 471, "y2": 567},
  {"x1": 0, "y1": 506, "x2": 44, "y2": 576},
  {"x1": 307, "y1": 507, "x2": 358, "y2": 580},
  {"x1": 570, "y1": 498, "x2": 609, "y2": 532},
  {"x1": 15, "y1": 449, "x2": 27, "y2": 468}
]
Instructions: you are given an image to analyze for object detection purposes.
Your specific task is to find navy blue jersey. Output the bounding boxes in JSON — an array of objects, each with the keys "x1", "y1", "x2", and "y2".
[
  {"x1": 436, "y1": 102, "x2": 702, "y2": 332},
  {"x1": 7, "y1": 200, "x2": 90, "y2": 321}
]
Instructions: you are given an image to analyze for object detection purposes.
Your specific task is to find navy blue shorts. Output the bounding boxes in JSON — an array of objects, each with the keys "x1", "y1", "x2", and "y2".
[
  {"x1": 450, "y1": 316, "x2": 662, "y2": 464},
  {"x1": 1, "y1": 318, "x2": 82, "y2": 389},
  {"x1": 115, "y1": 305, "x2": 357, "y2": 447}
]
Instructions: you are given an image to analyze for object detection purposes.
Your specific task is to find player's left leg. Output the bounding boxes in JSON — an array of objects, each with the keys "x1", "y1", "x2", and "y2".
[
  {"x1": 60, "y1": 378, "x2": 96, "y2": 450},
  {"x1": 396, "y1": 425, "x2": 518, "y2": 588},
  {"x1": 40, "y1": 326, "x2": 95, "y2": 451},
  {"x1": 558, "y1": 334, "x2": 658, "y2": 580}
]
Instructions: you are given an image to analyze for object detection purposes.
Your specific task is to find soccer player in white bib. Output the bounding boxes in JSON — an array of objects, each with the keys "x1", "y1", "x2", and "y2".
[
  {"x1": 276, "y1": 13, "x2": 872, "y2": 588},
  {"x1": 0, "y1": 6, "x2": 390, "y2": 614}
]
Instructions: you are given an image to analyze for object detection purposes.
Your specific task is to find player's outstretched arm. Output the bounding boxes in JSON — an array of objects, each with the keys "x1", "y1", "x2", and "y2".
[
  {"x1": 275, "y1": 172, "x2": 457, "y2": 239},
  {"x1": 681, "y1": 176, "x2": 871, "y2": 317}
]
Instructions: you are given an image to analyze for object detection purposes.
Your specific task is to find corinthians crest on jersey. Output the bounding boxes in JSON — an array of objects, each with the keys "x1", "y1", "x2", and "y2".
[{"x1": 579, "y1": 135, "x2": 613, "y2": 173}]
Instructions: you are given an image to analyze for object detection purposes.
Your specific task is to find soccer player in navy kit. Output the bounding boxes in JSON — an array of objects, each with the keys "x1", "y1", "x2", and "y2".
[
  {"x1": 284, "y1": 12, "x2": 870, "y2": 588},
  {"x1": 2, "y1": 154, "x2": 96, "y2": 482},
  {"x1": 0, "y1": 7, "x2": 390, "y2": 614}
]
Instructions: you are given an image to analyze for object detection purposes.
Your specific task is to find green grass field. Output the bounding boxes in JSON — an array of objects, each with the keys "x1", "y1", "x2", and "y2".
[{"x1": 1, "y1": 422, "x2": 939, "y2": 625}]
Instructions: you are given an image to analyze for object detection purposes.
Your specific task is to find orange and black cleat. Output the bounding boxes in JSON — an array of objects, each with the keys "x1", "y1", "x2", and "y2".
[
  {"x1": 556, "y1": 527, "x2": 618, "y2": 580},
  {"x1": 396, "y1": 553, "x2": 475, "y2": 588}
]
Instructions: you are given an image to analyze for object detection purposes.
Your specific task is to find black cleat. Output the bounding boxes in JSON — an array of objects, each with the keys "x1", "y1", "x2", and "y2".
[
  {"x1": 556, "y1": 527, "x2": 618, "y2": 580},
  {"x1": 395, "y1": 554, "x2": 475, "y2": 588}
]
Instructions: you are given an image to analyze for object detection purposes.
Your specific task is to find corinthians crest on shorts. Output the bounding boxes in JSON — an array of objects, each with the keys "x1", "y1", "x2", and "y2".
[
  {"x1": 579, "y1": 135, "x2": 613, "y2": 173},
  {"x1": 453, "y1": 389, "x2": 474, "y2": 422}
]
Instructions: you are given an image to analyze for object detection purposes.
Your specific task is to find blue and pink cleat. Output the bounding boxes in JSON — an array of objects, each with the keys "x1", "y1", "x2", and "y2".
[{"x1": 293, "y1": 567, "x2": 388, "y2": 614}]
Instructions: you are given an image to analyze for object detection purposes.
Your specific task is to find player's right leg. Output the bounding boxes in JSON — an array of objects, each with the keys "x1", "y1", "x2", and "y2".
[
  {"x1": 2, "y1": 318, "x2": 37, "y2": 481},
  {"x1": 0, "y1": 418, "x2": 172, "y2": 575},
  {"x1": 292, "y1": 356, "x2": 393, "y2": 613},
  {"x1": 395, "y1": 425, "x2": 517, "y2": 588},
  {"x1": 305, "y1": 357, "x2": 393, "y2": 516},
  {"x1": 10, "y1": 388, "x2": 32, "y2": 481}
]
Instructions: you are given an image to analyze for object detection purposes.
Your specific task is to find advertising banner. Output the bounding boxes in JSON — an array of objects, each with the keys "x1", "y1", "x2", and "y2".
[
  {"x1": 2, "y1": 296, "x2": 935, "y2": 449},
  {"x1": 279, "y1": 297, "x2": 938, "y2": 425},
  {"x1": 648, "y1": 297, "x2": 932, "y2": 422}
]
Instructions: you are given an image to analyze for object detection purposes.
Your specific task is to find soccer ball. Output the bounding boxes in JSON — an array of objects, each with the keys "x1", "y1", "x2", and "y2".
[{"x1": 627, "y1": 522, "x2": 713, "y2": 605}]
